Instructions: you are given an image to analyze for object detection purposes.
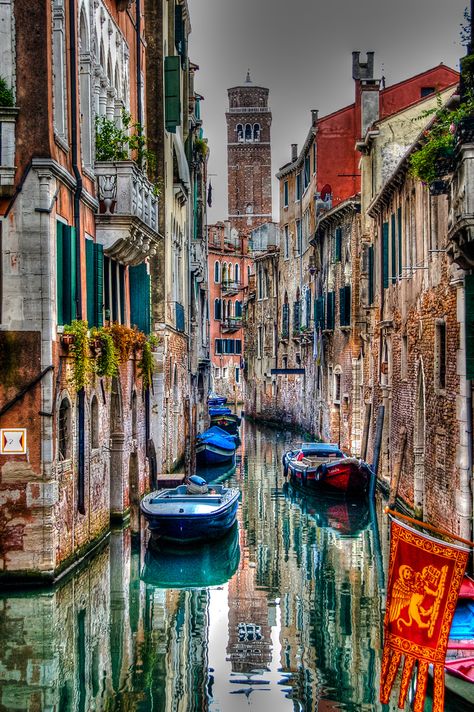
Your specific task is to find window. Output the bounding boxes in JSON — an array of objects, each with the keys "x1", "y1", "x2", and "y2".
[
  {"x1": 104, "y1": 257, "x2": 126, "y2": 324},
  {"x1": 282, "y1": 296, "x2": 289, "y2": 338},
  {"x1": 334, "y1": 227, "x2": 342, "y2": 262},
  {"x1": 235, "y1": 339, "x2": 242, "y2": 354},
  {"x1": 284, "y1": 225, "x2": 289, "y2": 259},
  {"x1": 236, "y1": 124, "x2": 243, "y2": 141},
  {"x1": 214, "y1": 298, "x2": 221, "y2": 320},
  {"x1": 304, "y1": 288, "x2": 311, "y2": 328},
  {"x1": 228, "y1": 263, "x2": 234, "y2": 282},
  {"x1": 367, "y1": 245, "x2": 374, "y2": 305},
  {"x1": 235, "y1": 367, "x2": 240, "y2": 383},
  {"x1": 253, "y1": 123, "x2": 260, "y2": 141},
  {"x1": 245, "y1": 124, "x2": 252, "y2": 141},
  {"x1": 391, "y1": 213, "x2": 397, "y2": 284},
  {"x1": 382, "y1": 221, "x2": 389, "y2": 289},
  {"x1": 222, "y1": 367, "x2": 228, "y2": 379},
  {"x1": 257, "y1": 326, "x2": 263, "y2": 359},
  {"x1": 214, "y1": 261, "x2": 220, "y2": 283},
  {"x1": 214, "y1": 366, "x2": 221, "y2": 379},
  {"x1": 339, "y1": 285, "x2": 351, "y2": 327},
  {"x1": 235, "y1": 300, "x2": 242, "y2": 318},
  {"x1": 312, "y1": 141, "x2": 316, "y2": 175},
  {"x1": 79, "y1": 6, "x2": 92, "y2": 167},
  {"x1": 435, "y1": 321, "x2": 447, "y2": 390},
  {"x1": 257, "y1": 266, "x2": 263, "y2": 300},
  {"x1": 57, "y1": 221, "x2": 77, "y2": 326},
  {"x1": 58, "y1": 397, "x2": 71, "y2": 460},
  {"x1": 90, "y1": 396, "x2": 99, "y2": 449},
  {"x1": 235, "y1": 263, "x2": 239, "y2": 283},
  {"x1": 296, "y1": 173, "x2": 302, "y2": 201},
  {"x1": 292, "y1": 298, "x2": 301, "y2": 335},
  {"x1": 326, "y1": 291, "x2": 335, "y2": 330},
  {"x1": 334, "y1": 370, "x2": 341, "y2": 404},
  {"x1": 165, "y1": 56, "x2": 181, "y2": 132},
  {"x1": 296, "y1": 220, "x2": 302, "y2": 255},
  {"x1": 283, "y1": 180, "x2": 289, "y2": 208},
  {"x1": 304, "y1": 155, "x2": 311, "y2": 189},
  {"x1": 421, "y1": 87, "x2": 435, "y2": 98},
  {"x1": 215, "y1": 338, "x2": 221, "y2": 354},
  {"x1": 53, "y1": 0, "x2": 67, "y2": 141}
]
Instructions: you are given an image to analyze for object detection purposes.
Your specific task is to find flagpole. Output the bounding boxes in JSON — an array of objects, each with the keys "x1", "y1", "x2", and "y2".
[{"x1": 384, "y1": 507, "x2": 474, "y2": 548}]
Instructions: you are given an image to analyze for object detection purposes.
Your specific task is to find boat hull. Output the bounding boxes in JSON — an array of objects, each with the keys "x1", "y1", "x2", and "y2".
[
  {"x1": 141, "y1": 487, "x2": 240, "y2": 542},
  {"x1": 208, "y1": 396, "x2": 227, "y2": 406},
  {"x1": 210, "y1": 415, "x2": 241, "y2": 433},
  {"x1": 287, "y1": 457, "x2": 369, "y2": 496},
  {"x1": 196, "y1": 442, "x2": 235, "y2": 465}
]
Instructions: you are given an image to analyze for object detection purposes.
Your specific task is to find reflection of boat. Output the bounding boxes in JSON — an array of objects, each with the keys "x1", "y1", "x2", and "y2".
[
  {"x1": 196, "y1": 459, "x2": 237, "y2": 484},
  {"x1": 140, "y1": 477, "x2": 240, "y2": 542},
  {"x1": 284, "y1": 482, "x2": 370, "y2": 535},
  {"x1": 283, "y1": 442, "x2": 370, "y2": 496},
  {"x1": 142, "y1": 522, "x2": 240, "y2": 589},
  {"x1": 196, "y1": 426, "x2": 237, "y2": 465}
]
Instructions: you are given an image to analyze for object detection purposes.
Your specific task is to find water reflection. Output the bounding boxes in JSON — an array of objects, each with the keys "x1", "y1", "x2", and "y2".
[{"x1": 1, "y1": 422, "x2": 461, "y2": 711}]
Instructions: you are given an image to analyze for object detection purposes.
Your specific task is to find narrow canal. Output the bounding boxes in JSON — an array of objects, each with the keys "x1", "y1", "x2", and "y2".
[{"x1": 0, "y1": 421, "x2": 467, "y2": 711}]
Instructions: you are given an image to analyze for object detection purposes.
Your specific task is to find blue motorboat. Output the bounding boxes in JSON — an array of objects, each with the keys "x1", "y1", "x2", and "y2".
[
  {"x1": 209, "y1": 405, "x2": 232, "y2": 417},
  {"x1": 196, "y1": 426, "x2": 237, "y2": 465},
  {"x1": 141, "y1": 521, "x2": 240, "y2": 589},
  {"x1": 208, "y1": 394, "x2": 227, "y2": 407},
  {"x1": 210, "y1": 413, "x2": 241, "y2": 434},
  {"x1": 197, "y1": 425, "x2": 239, "y2": 445},
  {"x1": 140, "y1": 476, "x2": 240, "y2": 542}
]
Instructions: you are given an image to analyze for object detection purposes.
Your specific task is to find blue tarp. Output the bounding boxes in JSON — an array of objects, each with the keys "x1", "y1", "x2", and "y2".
[
  {"x1": 209, "y1": 406, "x2": 232, "y2": 417},
  {"x1": 450, "y1": 600, "x2": 474, "y2": 640}
]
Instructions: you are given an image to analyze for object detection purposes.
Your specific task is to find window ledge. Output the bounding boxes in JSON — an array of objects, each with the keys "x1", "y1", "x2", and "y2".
[{"x1": 54, "y1": 132, "x2": 69, "y2": 154}]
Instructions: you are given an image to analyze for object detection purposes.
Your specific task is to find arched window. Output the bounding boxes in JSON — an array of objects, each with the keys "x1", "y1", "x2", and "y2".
[
  {"x1": 58, "y1": 396, "x2": 71, "y2": 460},
  {"x1": 245, "y1": 123, "x2": 252, "y2": 141},
  {"x1": 236, "y1": 124, "x2": 243, "y2": 141},
  {"x1": 235, "y1": 263, "x2": 240, "y2": 284},
  {"x1": 247, "y1": 266, "x2": 251, "y2": 281},
  {"x1": 214, "y1": 260, "x2": 220, "y2": 283},
  {"x1": 235, "y1": 300, "x2": 242, "y2": 318},
  {"x1": 53, "y1": 0, "x2": 67, "y2": 139},
  {"x1": 257, "y1": 266, "x2": 263, "y2": 299},
  {"x1": 222, "y1": 262, "x2": 228, "y2": 284},
  {"x1": 253, "y1": 123, "x2": 260, "y2": 141},
  {"x1": 79, "y1": 5, "x2": 92, "y2": 168},
  {"x1": 228, "y1": 301, "x2": 233, "y2": 318},
  {"x1": 90, "y1": 395, "x2": 99, "y2": 449},
  {"x1": 214, "y1": 298, "x2": 221, "y2": 320},
  {"x1": 228, "y1": 263, "x2": 234, "y2": 282}
]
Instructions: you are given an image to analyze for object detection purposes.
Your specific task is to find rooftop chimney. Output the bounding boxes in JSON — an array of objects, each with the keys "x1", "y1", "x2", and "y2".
[
  {"x1": 311, "y1": 109, "x2": 318, "y2": 126},
  {"x1": 291, "y1": 143, "x2": 298, "y2": 162},
  {"x1": 352, "y1": 51, "x2": 375, "y2": 81}
]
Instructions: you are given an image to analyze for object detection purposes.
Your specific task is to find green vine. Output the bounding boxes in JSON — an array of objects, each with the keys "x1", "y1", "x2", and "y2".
[
  {"x1": 409, "y1": 92, "x2": 474, "y2": 183},
  {"x1": 64, "y1": 320, "x2": 91, "y2": 391},
  {"x1": 0, "y1": 77, "x2": 14, "y2": 107},
  {"x1": 91, "y1": 327, "x2": 118, "y2": 378},
  {"x1": 138, "y1": 339, "x2": 154, "y2": 390}
]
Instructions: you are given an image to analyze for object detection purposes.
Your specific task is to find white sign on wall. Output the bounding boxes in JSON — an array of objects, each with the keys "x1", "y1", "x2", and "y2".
[{"x1": 0, "y1": 429, "x2": 27, "y2": 454}]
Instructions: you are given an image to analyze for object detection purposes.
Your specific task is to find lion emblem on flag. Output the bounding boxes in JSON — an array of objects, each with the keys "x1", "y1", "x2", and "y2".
[{"x1": 389, "y1": 563, "x2": 448, "y2": 636}]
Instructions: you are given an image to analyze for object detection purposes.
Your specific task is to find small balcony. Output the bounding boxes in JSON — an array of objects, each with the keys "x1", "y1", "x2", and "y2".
[
  {"x1": 221, "y1": 280, "x2": 242, "y2": 296},
  {"x1": 95, "y1": 160, "x2": 161, "y2": 265},
  {"x1": 221, "y1": 317, "x2": 242, "y2": 333},
  {"x1": 0, "y1": 107, "x2": 18, "y2": 197},
  {"x1": 448, "y1": 142, "x2": 474, "y2": 269}
]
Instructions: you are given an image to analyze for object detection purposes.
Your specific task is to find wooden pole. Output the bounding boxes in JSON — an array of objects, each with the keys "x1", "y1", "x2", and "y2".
[
  {"x1": 388, "y1": 427, "x2": 407, "y2": 507},
  {"x1": 384, "y1": 507, "x2": 474, "y2": 549}
]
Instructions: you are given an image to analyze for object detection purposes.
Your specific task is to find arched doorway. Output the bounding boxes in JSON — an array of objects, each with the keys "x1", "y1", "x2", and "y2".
[{"x1": 414, "y1": 363, "x2": 426, "y2": 516}]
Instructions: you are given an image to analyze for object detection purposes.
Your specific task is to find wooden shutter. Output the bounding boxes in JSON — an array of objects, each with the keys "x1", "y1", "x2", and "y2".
[
  {"x1": 466, "y1": 274, "x2": 474, "y2": 379},
  {"x1": 57, "y1": 223, "x2": 77, "y2": 325},
  {"x1": 129, "y1": 263, "x2": 151, "y2": 334},
  {"x1": 326, "y1": 291, "x2": 335, "y2": 330},
  {"x1": 236, "y1": 339, "x2": 242, "y2": 354},
  {"x1": 86, "y1": 239, "x2": 95, "y2": 326},
  {"x1": 382, "y1": 222, "x2": 389, "y2": 289},
  {"x1": 165, "y1": 56, "x2": 181, "y2": 133},
  {"x1": 391, "y1": 214, "x2": 396, "y2": 284},
  {"x1": 94, "y1": 244, "x2": 104, "y2": 328},
  {"x1": 368, "y1": 245, "x2": 374, "y2": 305},
  {"x1": 335, "y1": 228, "x2": 342, "y2": 262},
  {"x1": 398, "y1": 207, "x2": 403, "y2": 278}
]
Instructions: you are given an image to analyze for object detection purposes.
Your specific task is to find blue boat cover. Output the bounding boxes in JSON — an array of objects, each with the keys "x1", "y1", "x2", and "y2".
[
  {"x1": 198, "y1": 426, "x2": 236, "y2": 441},
  {"x1": 198, "y1": 432, "x2": 236, "y2": 452},
  {"x1": 209, "y1": 406, "x2": 232, "y2": 416},
  {"x1": 449, "y1": 600, "x2": 474, "y2": 639}
]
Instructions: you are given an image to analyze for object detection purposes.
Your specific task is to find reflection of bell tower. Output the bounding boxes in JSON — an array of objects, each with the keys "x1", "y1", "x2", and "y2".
[{"x1": 226, "y1": 71, "x2": 272, "y2": 235}]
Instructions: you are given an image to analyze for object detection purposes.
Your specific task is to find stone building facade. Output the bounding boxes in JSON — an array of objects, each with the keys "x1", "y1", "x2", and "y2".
[{"x1": 0, "y1": 0, "x2": 210, "y2": 581}]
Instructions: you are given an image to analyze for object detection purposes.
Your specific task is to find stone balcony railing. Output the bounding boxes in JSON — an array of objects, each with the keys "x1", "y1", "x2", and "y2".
[
  {"x1": 221, "y1": 280, "x2": 242, "y2": 296},
  {"x1": 448, "y1": 142, "x2": 474, "y2": 269},
  {"x1": 95, "y1": 160, "x2": 161, "y2": 265},
  {"x1": 221, "y1": 317, "x2": 242, "y2": 332},
  {"x1": 0, "y1": 107, "x2": 18, "y2": 198}
]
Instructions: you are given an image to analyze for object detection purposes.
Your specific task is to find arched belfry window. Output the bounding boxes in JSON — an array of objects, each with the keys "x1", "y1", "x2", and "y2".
[
  {"x1": 245, "y1": 124, "x2": 252, "y2": 141},
  {"x1": 236, "y1": 124, "x2": 243, "y2": 141},
  {"x1": 253, "y1": 123, "x2": 260, "y2": 141}
]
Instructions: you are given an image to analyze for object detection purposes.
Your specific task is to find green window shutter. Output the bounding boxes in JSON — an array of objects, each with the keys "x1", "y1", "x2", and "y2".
[
  {"x1": 391, "y1": 214, "x2": 396, "y2": 283},
  {"x1": 68, "y1": 227, "x2": 77, "y2": 324},
  {"x1": 339, "y1": 287, "x2": 346, "y2": 326},
  {"x1": 335, "y1": 228, "x2": 342, "y2": 262},
  {"x1": 129, "y1": 263, "x2": 150, "y2": 334},
  {"x1": 56, "y1": 222, "x2": 65, "y2": 325},
  {"x1": 94, "y1": 244, "x2": 104, "y2": 328},
  {"x1": 368, "y1": 245, "x2": 374, "y2": 305},
  {"x1": 398, "y1": 207, "x2": 403, "y2": 278},
  {"x1": 466, "y1": 274, "x2": 474, "y2": 379},
  {"x1": 326, "y1": 291, "x2": 335, "y2": 330},
  {"x1": 86, "y1": 240, "x2": 95, "y2": 326},
  {"x1": 382, "y1": 222, "x2": 389, "y2": 289},
  {"x1": 165, "y1": 56, "x2": 181, "y2": 133}
]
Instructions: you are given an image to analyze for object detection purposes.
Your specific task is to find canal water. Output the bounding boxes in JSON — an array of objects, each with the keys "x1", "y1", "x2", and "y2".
[{"x1": 0, "y1": 421, "x2": 468, "y2": 711}]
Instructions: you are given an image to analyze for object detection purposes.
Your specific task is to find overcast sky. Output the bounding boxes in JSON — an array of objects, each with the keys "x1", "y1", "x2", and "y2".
[{"x1": 188, "y1": 0, "x2": 468, "y2": 222}]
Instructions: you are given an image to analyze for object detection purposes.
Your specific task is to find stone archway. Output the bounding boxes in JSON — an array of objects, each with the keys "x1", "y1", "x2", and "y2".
[
  {"x1": 110, "y1": 376, "x2": 125, "y2": 518},
  {"x1": 413, "y1": 363, "x2": 426, "y2": 516}
]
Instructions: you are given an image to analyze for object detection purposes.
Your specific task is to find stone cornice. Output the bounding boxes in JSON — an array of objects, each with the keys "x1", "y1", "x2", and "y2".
[{"x1": 31, "y1": 158, "x2": 98, "y2": 211}]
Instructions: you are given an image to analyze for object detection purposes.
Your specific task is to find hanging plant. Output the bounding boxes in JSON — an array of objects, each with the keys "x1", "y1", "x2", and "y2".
[
  {"x1": 138, "y1": 339, "x2": 155, "y2": 389},
  {"x1": 91, "y1": 327, "x2": 118, "y2": 378},
  {"x1": 106, "y1": 323, "x2": 138, "y2": 364},
  {"x1": 63, "y1": 320, "x2": 92, "y2": 391}
]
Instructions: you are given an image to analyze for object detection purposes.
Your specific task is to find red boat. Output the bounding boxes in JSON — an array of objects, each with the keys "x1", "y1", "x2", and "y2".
[{"x1": 283, "y1": 443, "x2": 371, "y2": 496}]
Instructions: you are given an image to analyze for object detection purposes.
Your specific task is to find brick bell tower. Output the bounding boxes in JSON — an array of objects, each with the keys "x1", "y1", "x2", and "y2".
[{"x1": 226, "y1": 71, "x2": 272, "y2": 235}]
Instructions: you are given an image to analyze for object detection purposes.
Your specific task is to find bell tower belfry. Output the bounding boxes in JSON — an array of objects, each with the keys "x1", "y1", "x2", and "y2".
[{"x1": 226, "y1": 71, "x2": 272, "y2": 235}]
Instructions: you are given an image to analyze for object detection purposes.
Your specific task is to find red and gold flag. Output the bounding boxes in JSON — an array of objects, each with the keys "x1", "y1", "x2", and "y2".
[{"x1": 380, "y1": 517, "x2": 469, "y2": 712}]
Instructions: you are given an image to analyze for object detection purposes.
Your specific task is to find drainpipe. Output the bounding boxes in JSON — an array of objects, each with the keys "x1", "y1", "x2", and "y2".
[
  {"x1": 69, "y1": 0, "x2": 85, "y2": 514},
  {"x1": 135, "y1": 0, "x2": 142, "y2": 130}
]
